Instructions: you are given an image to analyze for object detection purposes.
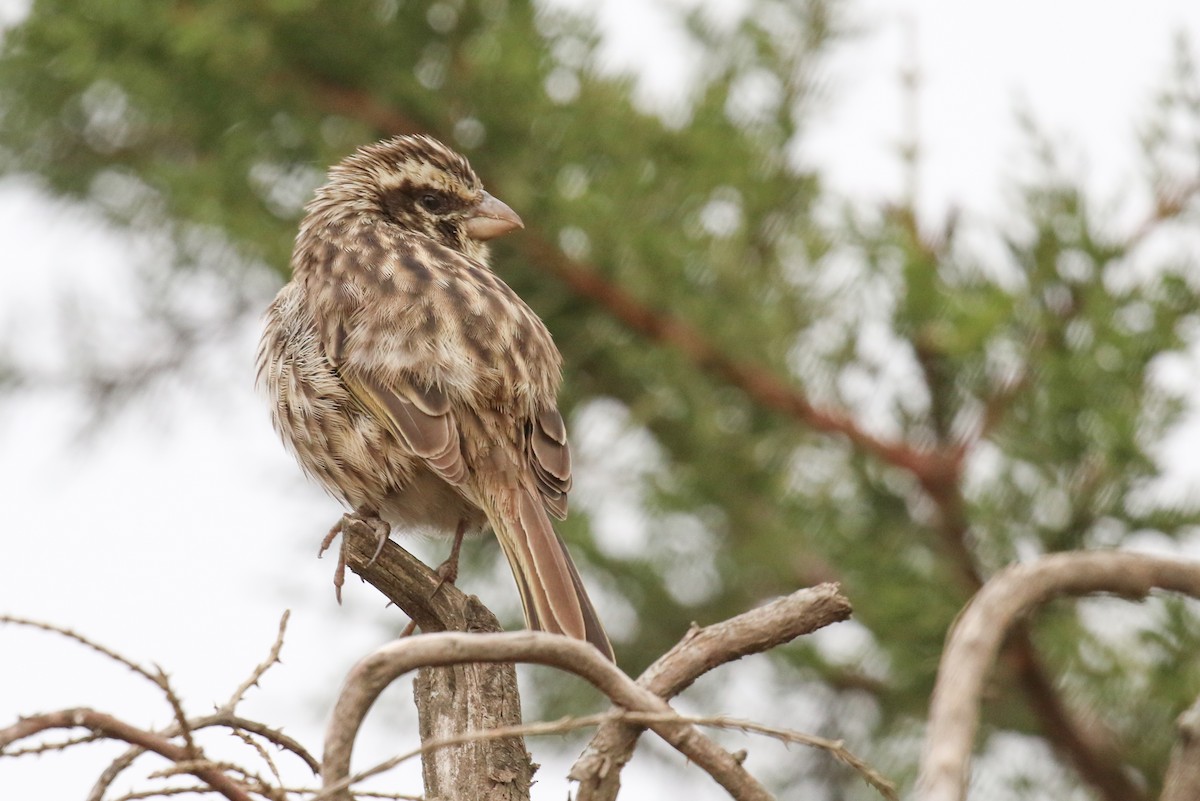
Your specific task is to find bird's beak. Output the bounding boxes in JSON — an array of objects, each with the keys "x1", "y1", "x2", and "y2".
[{"x1": 464, "y1": 191, "x2": 524, "y2": 241}]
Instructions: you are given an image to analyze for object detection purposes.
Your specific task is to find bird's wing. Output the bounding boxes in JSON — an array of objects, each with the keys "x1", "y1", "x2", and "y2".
[
  {"x1": 346, "y1": 371, "x2": 467, "y2": 486},
  {"x1": 309, "y1": 237, "x2": 471, "y2": 488},
  {"x1": 529, "y1": 408, "x2": 572, "y2": 519}
]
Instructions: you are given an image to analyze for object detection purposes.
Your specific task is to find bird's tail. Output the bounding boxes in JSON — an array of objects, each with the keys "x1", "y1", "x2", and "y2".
[{"x1": 486, "y1": 485, "x2": 614, "y2": 661}]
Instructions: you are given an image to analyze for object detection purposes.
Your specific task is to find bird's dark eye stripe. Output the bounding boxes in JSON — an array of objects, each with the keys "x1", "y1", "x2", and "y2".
[{"x1": 379, "y1": 187, "x2": 457, "y2": 223}]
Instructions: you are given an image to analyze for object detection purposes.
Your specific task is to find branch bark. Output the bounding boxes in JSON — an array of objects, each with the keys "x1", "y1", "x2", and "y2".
[
  {"x1": 1160, "y1": 694, "x2": 1200, "y2": 801},
  {"x1": 338, "y1": 524, "x2": 535, "y2": 801},
  {"x1": 0, "y1": 709, "x2": 255, "y2": 801},
  {"x1": 917, "y1": 551, "x2": 1200, "y2": 801},
  {"x1": 571, "y1": 583, "x2": 853, "y2": 800},
  {"x1": 319, "y1": 631, "x2": 777, "y2": 801}
]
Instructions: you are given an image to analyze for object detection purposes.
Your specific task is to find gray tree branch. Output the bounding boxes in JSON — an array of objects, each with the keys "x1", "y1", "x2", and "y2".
[
  {"x1": 571, "y1": 583, "x2": 853, "y2": 801},
  {"x1": 339, "y1": 523, "x2": 535, "y2": 800},
  {"x1": 1160, "y1": 693, "x2": 1200, "y2": 801},
  {"x1": 318, "y1": 631, "x2": 777, "y2": 801},
  {"x1": 917, "y1": 551, "x2": 1200, "y2": 801}
]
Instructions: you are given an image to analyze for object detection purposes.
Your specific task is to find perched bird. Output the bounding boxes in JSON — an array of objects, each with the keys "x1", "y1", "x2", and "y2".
[{"x1": 257, "y1": 134, "x2": 613, "y2": 660}]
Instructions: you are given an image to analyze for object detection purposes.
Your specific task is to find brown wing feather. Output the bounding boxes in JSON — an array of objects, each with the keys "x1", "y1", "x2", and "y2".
[
  {"x1": 346, "y1": 372, "x2": 467, "y2": 486},
  {"x1": 529, "y1": 408, "x2": 572, "y2": 519}
]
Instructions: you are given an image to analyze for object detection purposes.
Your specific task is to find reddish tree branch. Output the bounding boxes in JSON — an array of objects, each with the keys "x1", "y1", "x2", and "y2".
[
  {"x1": 917, "y1": 551, "x2": 1200, "y2": 801},
  {"x1": 520, "y1": 234, "x2": 944, "y2": 479}
]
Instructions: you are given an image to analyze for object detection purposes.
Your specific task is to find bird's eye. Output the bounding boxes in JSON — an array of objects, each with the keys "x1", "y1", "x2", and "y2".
[{"x1": 419, "y1": 193, "x2": 445, "y2": 213}]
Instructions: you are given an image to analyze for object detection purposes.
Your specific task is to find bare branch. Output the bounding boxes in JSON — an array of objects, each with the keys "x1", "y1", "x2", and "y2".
[
  {"x1": 917, "y1": 551, "x2": 1200, "y2": 801},
  {"x1": 337, "y1": 525, "x2": 537, "y2": 800},
  {"x1": 325, "y1": 707, "x2": 893, "y2": 801},
  {"x1": 0, "y1": 708, "x2": 255, "y2": 801},
  {"x1": 155, "y1": 665, "x2": 200, "y2": 762},
  {"x1": 86, "y1": 710, "x2": 321, "y2": 801},
  {"x1": 572, "y1": 583, "x2": 852, "y2": 800},
  {"x1": 220, "y1": 611, "x2": 290, "y2": 715},
  {"x1": 339, "y1": 519, "x2": 470, "y2": 633},
  {"x1": 2, "y1": 731, "x2": 102, "y2": 756},
  {"x1": 0, "y1": 615, "x2": 160, "y2": 686},
  {"x1": 320, "y1": 631, "x2": 776, "y2": 801},
  {"x1": 210, "y1": 715, "x2": 320, "y2": 777},
  {"x1": 1160, "y1": 693, "x2": 1200, "y2": 801}
]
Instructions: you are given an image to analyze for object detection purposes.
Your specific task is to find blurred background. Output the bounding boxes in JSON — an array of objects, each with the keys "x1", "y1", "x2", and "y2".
[{"x1": 3, "y1": 1, "x2": 1200, "y2": 799}]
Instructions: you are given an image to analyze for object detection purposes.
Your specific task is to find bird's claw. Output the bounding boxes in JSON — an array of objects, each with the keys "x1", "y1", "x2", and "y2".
[{"x1": 319, "y1": 511, "x2": 391, "y2": 603}]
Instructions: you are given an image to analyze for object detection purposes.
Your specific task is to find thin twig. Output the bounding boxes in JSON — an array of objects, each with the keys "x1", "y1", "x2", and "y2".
[
  {"x1": 219, "y1": 611, "x2": 290, "y2": 715},
  {"x1": 0, "y1": 615, "x2": 159, "y2": 685},
  {"x1": 0, "y1": 708, "x2": 255, "y2": 801},
  {"x1": 155, "y1": 665, "x2": 200, "y2": 761},
  {"x1": 229, "y1": 727, "x2": 283, "y2": 786},
  {"x1": 110, "y1": 786, "x2": 220, "y2": 801},
  {"x1": 1, "y1": 730, "x2": 102, "y2": 756}
]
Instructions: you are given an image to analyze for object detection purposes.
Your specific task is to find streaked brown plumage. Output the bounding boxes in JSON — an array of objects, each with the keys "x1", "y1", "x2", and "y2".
[{"x1": 257, "y1": 134, "x2": 613, "y2": 660}]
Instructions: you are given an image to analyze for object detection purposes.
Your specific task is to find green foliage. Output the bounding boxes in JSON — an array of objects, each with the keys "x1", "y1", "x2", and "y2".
[{"x1": 4, "y1": 1, "x2": 1200, "y2": 798}]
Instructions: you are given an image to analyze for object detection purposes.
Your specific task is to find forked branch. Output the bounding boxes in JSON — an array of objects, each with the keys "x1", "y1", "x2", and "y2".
[{"x1": 320, "y1": 631, "x2": 776, "y2": 801}]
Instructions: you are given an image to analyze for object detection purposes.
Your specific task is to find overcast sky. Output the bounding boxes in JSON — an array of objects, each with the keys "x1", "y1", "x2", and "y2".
[{"x1": 3, "y1": 2, "x2": 1200, "y2": 798}]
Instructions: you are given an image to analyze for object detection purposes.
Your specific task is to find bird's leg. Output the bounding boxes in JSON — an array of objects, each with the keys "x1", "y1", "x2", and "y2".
[
  {"x1": 317, "y1": 509, "x2": 390, "y2": 603},
  {"x1": 432, "y1": 519, "x2": 469, "y2": 593}
]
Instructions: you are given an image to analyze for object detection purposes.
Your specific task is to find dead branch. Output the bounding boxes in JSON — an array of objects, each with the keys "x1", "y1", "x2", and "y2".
[
  {"x1": 0, "y1": 709, "x2": 256, "y2": 801},
  {"x1": 220, "y1": 611, "x2": 290, "y2": 715},
  {"x1": 338, "y1": 518, "x2": 470, "y2": 632},
  {"x1": 339, "y1": 524, "x2": 535, "y2": 800},
  {"x1": 1160, "y1": 693, "x2": 1200, "y2": 801},
  {"x1": 319, "y1": 631, "x2": 776, "y2": 801},
  {"x1": 917, "y1": 550, "x2": 1200, "y2": 801},
  {"x1": 0, "y1": 615, "x2": 160, "y2": 685},
  {"x1": 327, "y1": 708, "x2": 894, "y2": 801},
  {"x1": 571, "y1": 583, "x2": 853, "y2": 800},
  {"x1": 85, "y1": 612, "x2": 308, "y2": 801}
]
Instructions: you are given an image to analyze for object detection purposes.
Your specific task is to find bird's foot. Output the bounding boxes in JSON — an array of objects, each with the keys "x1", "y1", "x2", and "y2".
[
  {"x1": 430, "y1": 520, "x2": 468, "y2": 597},
  {"x1": 318, "y1": 510, "x2": 390, "y2": 603}
]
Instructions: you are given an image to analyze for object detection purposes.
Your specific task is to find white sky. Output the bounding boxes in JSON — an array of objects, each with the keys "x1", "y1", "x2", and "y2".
[{"x1": 3, "y1": 1, "x2": 1200, "y2": 798}]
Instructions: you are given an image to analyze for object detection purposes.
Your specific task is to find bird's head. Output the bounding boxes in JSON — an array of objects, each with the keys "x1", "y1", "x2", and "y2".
[{"x1": 312, "y1": 134, "x2": 523, "y2": 262}]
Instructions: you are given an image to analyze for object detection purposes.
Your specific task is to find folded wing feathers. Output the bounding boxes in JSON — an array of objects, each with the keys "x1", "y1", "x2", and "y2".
[
  {"x1": 530, "y1": 408, "x2": 572, "y2": 519},
  {"x1": 355, "y1": 373, "x2": 467, "y2": 486}
]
